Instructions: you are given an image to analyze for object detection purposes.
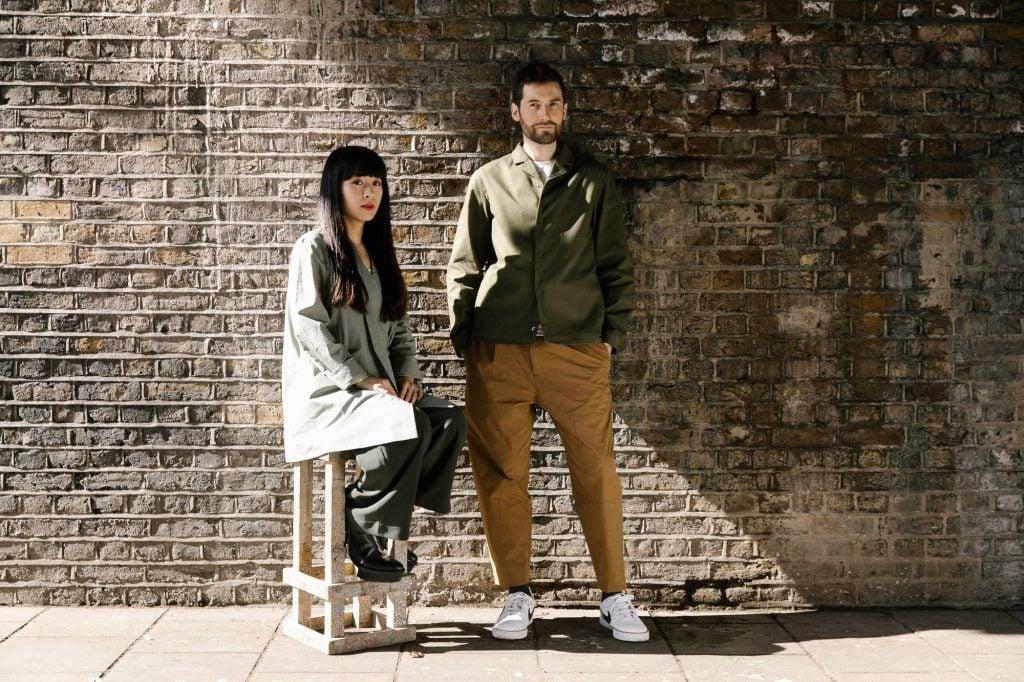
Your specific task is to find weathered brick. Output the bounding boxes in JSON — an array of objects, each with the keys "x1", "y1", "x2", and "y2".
[
  {"x1": 14, "y1": 200, "x2": 72, "y2": 219},
  {"x1": 5, "y1": 245, "x2": 74, "y2": 264},
  {"x1": 0, "y1": 1, "x2": 1018, "y2": 612}
]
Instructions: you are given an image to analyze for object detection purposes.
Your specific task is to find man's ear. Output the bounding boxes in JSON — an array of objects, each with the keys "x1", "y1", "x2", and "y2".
[{"x1": 510, "y1": 102, "x2": 521, "y2": 122}]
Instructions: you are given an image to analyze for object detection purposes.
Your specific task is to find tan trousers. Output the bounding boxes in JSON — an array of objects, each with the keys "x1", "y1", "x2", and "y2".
[{"x1": 465, "y1": 339, "x2": 627, "y2": 593}]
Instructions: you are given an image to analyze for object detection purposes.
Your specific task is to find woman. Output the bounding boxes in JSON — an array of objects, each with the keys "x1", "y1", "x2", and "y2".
[{"x1": 282, "y1": 145, "x2": 466, "y2": 582}]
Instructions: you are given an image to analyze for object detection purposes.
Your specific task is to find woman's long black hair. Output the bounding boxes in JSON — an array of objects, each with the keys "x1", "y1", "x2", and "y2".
[{"x1": 318, "y1": 145, "x2": 407, "y2": 321}]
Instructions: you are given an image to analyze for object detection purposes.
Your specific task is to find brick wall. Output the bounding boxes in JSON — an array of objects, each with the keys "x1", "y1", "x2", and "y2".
[{"x1": 1, "y1": 1, "x2": 1022, "y2": 608}]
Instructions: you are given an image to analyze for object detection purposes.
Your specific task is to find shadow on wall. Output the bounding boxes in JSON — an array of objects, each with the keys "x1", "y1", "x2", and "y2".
[{"x1": 616, "y1": 167, "x2": 1023, "y2": 609}]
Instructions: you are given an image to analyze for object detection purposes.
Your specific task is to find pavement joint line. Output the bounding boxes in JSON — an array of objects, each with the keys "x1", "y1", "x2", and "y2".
[
  {"x1": 244, "y1": 606, "x2": 290, "y2": 682},
  {"x1": 885, "y1": 609, "x2": 976, "y2": 678},
  {"x1": 97, "y1": 606, "x2": 169, "y2": 680},
  {"x1": 770, "y1": 611, "x2": 839, "y2": 682},
  {"x1": 649, "y1": 607, "x2": 692, "y2": 681},
  {"x1": 402, "y1": 623, "x2": 421, "y2": 671},
  {"x1": 886, "y1": 609, "x2": 1005, "y2": 682},
  {"x1": 0, "y1": 607, "x2": 45, "y2": 645}
]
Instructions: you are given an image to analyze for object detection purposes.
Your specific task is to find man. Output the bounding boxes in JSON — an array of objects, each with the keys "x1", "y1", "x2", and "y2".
[{"x1": 447, "y1": 61, "x2": 648, "y2": 642}]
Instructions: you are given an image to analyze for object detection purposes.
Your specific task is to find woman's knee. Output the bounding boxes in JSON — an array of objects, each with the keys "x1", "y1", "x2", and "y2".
[
  {"x1": 445, "y1": 406, "x2": 467, "y2": 437},
  {"x1": 412, "y1": 406, "x2": 432, "y2": 438}
]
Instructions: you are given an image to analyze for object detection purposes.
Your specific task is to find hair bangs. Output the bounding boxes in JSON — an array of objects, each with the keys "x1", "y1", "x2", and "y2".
[{"x1": 338, "y1": 145, "x2": 387, "y2": 182}]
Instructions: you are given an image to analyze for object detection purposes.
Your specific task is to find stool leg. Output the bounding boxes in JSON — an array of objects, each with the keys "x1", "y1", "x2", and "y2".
[
  {"x1": 349, "y1": 460, "x2": 373, "y2": 628},
  {"x1": 386, "y1": 586, "x2": 408, "y2": 630},
  {"x1": 325, "y1": 454, "x2": 346, "y2": 638},
  {"x1": 293, "y1": 460, "x2": 313, "y2": 629}
]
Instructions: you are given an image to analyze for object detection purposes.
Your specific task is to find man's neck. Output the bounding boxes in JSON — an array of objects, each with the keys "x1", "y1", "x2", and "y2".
[{"x1": 522, "y1": 137, "x2": 557, "y2": 162}]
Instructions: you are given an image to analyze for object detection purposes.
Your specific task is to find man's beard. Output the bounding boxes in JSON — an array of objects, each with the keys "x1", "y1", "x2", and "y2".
[{"x1": 521, "y1": 121, "x2": 561, "y2": 145}]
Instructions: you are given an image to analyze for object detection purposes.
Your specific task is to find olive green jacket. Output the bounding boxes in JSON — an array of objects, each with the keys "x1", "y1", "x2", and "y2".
[{"x1": 447, "y1": 143, "x2": 635, "y2": 355}]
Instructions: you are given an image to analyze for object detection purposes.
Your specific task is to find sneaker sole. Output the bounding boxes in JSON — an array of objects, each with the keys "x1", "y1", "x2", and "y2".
[
  {"x1": 599, "y1": 616, "x2": 650, "y2": 642},
  {"x1": 492, "y1": 625, "x2": 530, "y2": 640},
  {"x1": 352, "y1": 565, "x2": 404, "y2": 583}
]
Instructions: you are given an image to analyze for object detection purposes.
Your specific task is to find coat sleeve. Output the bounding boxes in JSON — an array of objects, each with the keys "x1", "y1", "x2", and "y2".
[
  {"x1": 446, "y1": 173, "x2": 494, "y2": 356},
  {"x1": 286, "y1": 235, "x2": 371, "y2": 389},
  {"x1": 592, "y1": 173, "x2": 635, "y2": 352},
  {"x1": 389, "y1": 316, "x2": 422, "y2": 381}
]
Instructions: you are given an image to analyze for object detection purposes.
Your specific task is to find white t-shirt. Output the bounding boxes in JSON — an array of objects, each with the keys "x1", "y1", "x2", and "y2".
[{"x1": 533, "y1": 159, "x2": 555, "y2": 181}]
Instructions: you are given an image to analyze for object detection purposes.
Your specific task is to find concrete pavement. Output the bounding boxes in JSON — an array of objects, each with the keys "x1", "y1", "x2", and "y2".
[{"x1": 1, "y1": 605, "x2": 1022, "y2": 681}]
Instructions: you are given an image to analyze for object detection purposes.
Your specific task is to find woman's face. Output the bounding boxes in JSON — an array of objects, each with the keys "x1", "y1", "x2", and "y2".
[{"x1": 341, "y1": 175, "x2": 384, "y2": 226}]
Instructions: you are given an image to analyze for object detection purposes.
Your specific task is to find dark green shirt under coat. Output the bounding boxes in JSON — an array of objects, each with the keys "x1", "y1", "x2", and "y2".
[{"x1": 447, "y1": 143, "x2": 635, "y2": 355}]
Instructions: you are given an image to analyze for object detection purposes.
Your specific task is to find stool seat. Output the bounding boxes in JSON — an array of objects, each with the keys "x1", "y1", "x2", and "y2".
[{"x1": 282, "y1": 452, "x2": 416, "y2": 654}]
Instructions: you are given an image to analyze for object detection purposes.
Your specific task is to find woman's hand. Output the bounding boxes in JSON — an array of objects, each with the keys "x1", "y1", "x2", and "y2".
[
  {"x1": 354, "y1": 376, "x2": 398, "y2": 397},
  {"x1": 397, "y1": 376, "x2": 424, "y2": 404}
]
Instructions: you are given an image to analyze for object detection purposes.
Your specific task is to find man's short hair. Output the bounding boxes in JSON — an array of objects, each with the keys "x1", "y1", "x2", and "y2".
[{"x1": 511, "y1": 61, "x2": 567, "y2": 105}]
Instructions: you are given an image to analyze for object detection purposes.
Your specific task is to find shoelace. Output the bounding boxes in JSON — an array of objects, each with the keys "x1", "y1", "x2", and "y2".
[
  {"x1": 607, "y1": 594, "x2": 640, "y2": 622},
  {"x1": 501, "y1": 592, "x2": 533, "y2": 618}
]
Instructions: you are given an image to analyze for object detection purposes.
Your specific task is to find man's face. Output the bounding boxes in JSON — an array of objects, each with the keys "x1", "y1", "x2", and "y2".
[{"x1": 511, "y1": 81, "x2": 567, "y2": 145}]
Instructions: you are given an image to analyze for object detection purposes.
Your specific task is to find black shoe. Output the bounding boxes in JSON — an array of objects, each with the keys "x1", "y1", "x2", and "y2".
[
  {"x1": 371, "y1": 537, "x2": 418, "y2": 573},
  {"x1": 346, "y1": 527, "x2": 404, "y2": 583}
]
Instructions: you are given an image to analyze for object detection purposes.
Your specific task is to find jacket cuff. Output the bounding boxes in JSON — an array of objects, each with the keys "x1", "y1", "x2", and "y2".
[
  {"x1": 602, "y1": 328, "x2": 625, "y2": 354},
  {"x1": 328, "y1": 356, "x2": 371, "y2": 389},
  {"x1": 450, "y1": 330, "x2": 471, "y2": 358},
  {"x1": 395, "y1": 355, "x2": 422, "y2": 381}
]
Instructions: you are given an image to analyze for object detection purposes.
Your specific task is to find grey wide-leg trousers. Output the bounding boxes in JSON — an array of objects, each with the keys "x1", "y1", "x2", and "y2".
[{"x1": 346, "y1": 403, "x2": 466, "y2": 540}]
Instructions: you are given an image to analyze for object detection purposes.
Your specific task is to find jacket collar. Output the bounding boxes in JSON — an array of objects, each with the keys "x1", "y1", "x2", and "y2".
[{"x1": 511, "y1": 142, "x2": 574, "y2": 180}]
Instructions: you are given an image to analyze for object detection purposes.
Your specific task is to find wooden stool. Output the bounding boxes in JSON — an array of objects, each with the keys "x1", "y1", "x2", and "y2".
[{"x1": 283, "y1": 452, "x2": 417, "y2": 654}]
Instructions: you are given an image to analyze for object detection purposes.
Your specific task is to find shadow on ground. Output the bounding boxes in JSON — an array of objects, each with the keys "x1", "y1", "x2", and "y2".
[{"x1": 407, "y1": 608, "x2": 1024, "y2": 657}]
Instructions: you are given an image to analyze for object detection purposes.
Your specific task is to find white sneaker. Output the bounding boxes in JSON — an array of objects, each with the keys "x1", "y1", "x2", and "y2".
[
  {"x1": 491, "y1": 591, "x2": 535, "y2": 640},
  {"x1": 599, "y1": 593, "x2": 650, "y2": 642}
]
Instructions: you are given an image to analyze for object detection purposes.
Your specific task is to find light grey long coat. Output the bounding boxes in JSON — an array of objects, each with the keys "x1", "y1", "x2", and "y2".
[{"x1": 282, "y1": 229, "x2": 449, "y2": 462}]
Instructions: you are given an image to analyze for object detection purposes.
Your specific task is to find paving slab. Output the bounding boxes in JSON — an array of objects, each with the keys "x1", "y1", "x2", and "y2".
[
  {"x1": 397, "y1": 650, "x2": 545, "y2": 681},
  {"x1": 889, "y1": 609, "x2": 1024, "y2": 655},
  {"x1": 536, "y1": 671, "x2": 688, "y2": 675},
  {"x1": 832, "y1": 674, "x2": 981, "y2": 682},
  {"x1": 411, "y1": 620, "x2": 535, "y2": 653},
  {"x1": 774, "y1": 610, "x2": 968, "y2": 676},
  {"x1": 12, "y1": 607, "x2": 163, "y2": 639},
  {"x1": 0, "y1": 607, "x2": 43, "y2": 641},
  {"x1": 158, "y1": 606, "x2": 287, "y2": 624},
  {"x1": 393, "y1": 608, "x2": 542, "y2": 680},
  {"x1": 254, "y1": 631, "x2": 403, "y2": 674},
  {"x1": 0, "y1": 671, "x2": 107, "y2": 675},
  {"x1": 654, "y1": 609, "x2": 790, "y2": 624},
  {"x1": 891, "y1": 608, "x2": 1023, "y2": 629},
  {"x1": 949, "y1": 654, "x2": 1024, "y2": 681},
  {"x1": 532, "y1": 609, "x2": 681, "y2": 675},
  {"x1": 661, "y1": 621, "x2": 804, "y2": 656},
  {"x1": 409, "y1": 606, "x2": 499, "y2": 625},
  {"x1": 0, "y1": 636, "x2": 125, "y2": 675},
  {"x1": 775, "y1": 610, "x2": 911, "y2": 638},
  {"x1": 0, "y1": 622, "x2": 26, "y2": 641},
  {"x1": 795, "y1": 637, "x2": 966, "y2": 676},
  {"x1": 246, "y1": 671, "x2": 391, "y2": 675},
  {"x1": 1, "y1": 605, "x2": 1022, "y2": 681},
  {"x1": 678, "y1": 652, "x2": 832, "y2": 681},
  {"x1": 130, "y1": 608, "x2": 282, "y2": 653},
  {"x1": 0, "y1": 607, "x2": 44, "y2": 622},
  {"x1": 102, "y1": 651, "x2": 260, "y2": 682}
]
